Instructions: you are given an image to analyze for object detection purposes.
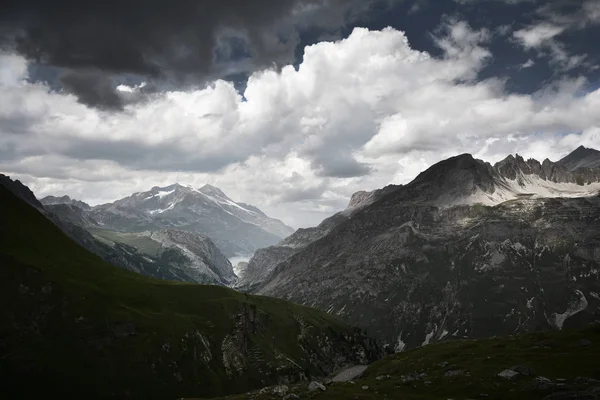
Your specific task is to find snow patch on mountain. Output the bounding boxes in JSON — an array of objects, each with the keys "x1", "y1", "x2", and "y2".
[
  {"x1": 552, "y1": 290, "x2": 588, "y2": 330},
  {"x1": 422, "y1": 328, "x2": 435, "y2": 346},
  {"x1": 149, "y1": 203, "x2": 176, "y2": 214},
  {"x1": 149, "y1": 189, "x2": 176, "y2": 199},
  {"x1": 86, "y1": 183, "x2": 294, "y2": 256},
  {"x1": 394, "y1": 333, "x2": 407, "y2": 353},
  {"x1": 441, "y1": 175, "x2": 600, "y2": 207}
]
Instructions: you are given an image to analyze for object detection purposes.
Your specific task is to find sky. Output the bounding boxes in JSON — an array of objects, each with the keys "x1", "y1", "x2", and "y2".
[{"x1": 1, "y1": 0, "x2": 600, "y2": 228}]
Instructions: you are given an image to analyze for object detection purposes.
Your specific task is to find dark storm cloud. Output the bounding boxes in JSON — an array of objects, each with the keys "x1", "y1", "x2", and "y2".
[
  {"x1": 315, "y1": 157, "x2": 372, "y2": 178},
  {"x1": 1, "y1": 0, "x2": 295, "y2": 75},
  {"x1": 60, "y1": 71, "x2": 125, "y2": 111},
  {"x1": 0, "y1": 0, "x2": 400, "y2": 108}
]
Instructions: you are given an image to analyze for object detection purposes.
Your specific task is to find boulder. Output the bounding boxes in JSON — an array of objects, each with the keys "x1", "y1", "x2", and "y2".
[
  {"x1": 308, "y1": 381, "x2": 326, "y2": 392},
  {"x1": 510, "y1": 365, "x2": 535, "y2": 376},
  {"x1": 497, "y1": 369, "x2": 519, "y2": 380},
  {"x1": 444, "y1": 370, "x2": 469, "y2": 378},
  {"x1": 272, "y1": 385, "x2": 289, "y2": 397}
]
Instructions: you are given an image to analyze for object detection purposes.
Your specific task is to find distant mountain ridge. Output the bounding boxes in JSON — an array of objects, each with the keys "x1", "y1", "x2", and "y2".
[
  {"x1": 401, "y1": 151, "x2": 600, "y2": 207},
  {"x1": 241, "y1": 148, "x2": 600, "y2": 290},
  {"x1": 559, "y1": 145, "x2": 600, "y2": 171},
  {"x1": 42, "y1": 183, "x2": 294, "y2": 257},
  {"x1": 41, "y1": 194, "x2": 92, "y2": 210},
  {"x1": 0, "y1": 177, "x2": 237, "y2": 285},
  {"x1": 242, "y1": 147, "x2": 600, "y2": 348}
]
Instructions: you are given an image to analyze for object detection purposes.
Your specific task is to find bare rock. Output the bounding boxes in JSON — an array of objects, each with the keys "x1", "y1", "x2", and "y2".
[
  {"x1": 272, "y1": 385, "x2": 289, "y2": 397},
  {"x1": 510, "y1": 365, "x2": 535, "y2": 376},
  {"x1": 308, "y1": 381, "x2": 326, "y2": 392},
  {"x1": 445, "y1": 370, "x2": 469, "y2": 378},
  {"x1": 497, "y1": 369, "x2": 519, "y2": 380}
]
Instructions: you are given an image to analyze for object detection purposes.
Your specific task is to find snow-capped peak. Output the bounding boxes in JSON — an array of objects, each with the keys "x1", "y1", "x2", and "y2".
[
  {"x1": 199, "y1": 184, "x2": 230, "y2": 200},
  {"x1": 147, "y1": 188, "x2": 176, "y2": 199}
]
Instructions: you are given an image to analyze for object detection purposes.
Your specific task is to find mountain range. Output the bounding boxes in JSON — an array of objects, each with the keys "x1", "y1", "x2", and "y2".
[
  {"x1": 8, "y1": 144, "x2": 600, "y2": 346},
  {"x1": 2, "y1": 146, "x2": 600, "y2": 398},
  {"x1": 0, "y1": 180, "x2": 381, "y2": 399},
  {"x1": 240, "y1": 146, "x2": 600, "y2": 349},
  {"x1": 42, "y1": 183, "x2": 294, "y2": 258},
  {"x1": 34, "y1": 183, "x2": 296, "y2": 285}
]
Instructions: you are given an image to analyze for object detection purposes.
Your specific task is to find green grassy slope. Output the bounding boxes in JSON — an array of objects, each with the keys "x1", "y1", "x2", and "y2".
[
  {"x1": 0, "y1": 187, "x2": 380, "y2": 399},
  {"x1": 90, "y1": 227, "x2": 164, "y2": 256},
  {"x1": 213, "y1": 324, "x2": 600, "y2": 400}
]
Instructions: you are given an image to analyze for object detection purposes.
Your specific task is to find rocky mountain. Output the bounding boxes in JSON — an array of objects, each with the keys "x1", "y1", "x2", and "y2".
[
  {"x1": 0, "y1": 174, "x2": 44, "y2": 210},
  {"x1": 247, "y1": 148, "x2": 600, "y2": 349},
  {"x1": 343, "y1": 184, "x2": 403, "y2": 214},
  {"x1": 0, "y1": 184, "x2": 382, "y2": 399},
  {"x1": 58, "y1": 183, "x2": 294, "y2": 257},
  {"x1": 92, "y1": 228, "x2": 238, "y2": 285},
  {"x1": 238, "y1": 185, "x2": 401, "y2": 289},
  {"x1": 558, "y1": 145, "x2": 600, "y2": 171},
  {"x1": 44, "y1": 203, "x2": 100, "y2": 227},
  {"x1": 41, "y1": 194, "x2": 92, "y2": 210},
  {"x1": 1, "y1": 176, "x2": 237, "y2": 285}
]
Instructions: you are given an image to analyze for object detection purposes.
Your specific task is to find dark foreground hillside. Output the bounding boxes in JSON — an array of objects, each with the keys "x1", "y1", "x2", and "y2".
[
  {"x1": 210, "y1": 324, "x2": 600, "y2": 400},
  {"x1": 0, "y1": 185, "x2": 381, "y2": 399}
]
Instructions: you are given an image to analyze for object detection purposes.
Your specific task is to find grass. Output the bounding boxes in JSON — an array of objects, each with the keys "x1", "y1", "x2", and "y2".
[
  {"x1": 0, "y1": 187, "x2": 375, "y2": 399},
  {"x1": 89, "y1": 227, "x2": 164, "y2": 256},
  {"x1": 211, "y1": 324, "x2": 600, "y2": 400}
]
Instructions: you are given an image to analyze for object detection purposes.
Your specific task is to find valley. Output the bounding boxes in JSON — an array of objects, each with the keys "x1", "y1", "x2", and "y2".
[
  {"x1": 3, "y1": 2, "x2": 600, "y2": 398},
  {"x1": 0, "y1": 181, "x2": 381, "y2": 399},
  {"x1": 2, "y1": 146, "x2": 600, "y2": 399}
]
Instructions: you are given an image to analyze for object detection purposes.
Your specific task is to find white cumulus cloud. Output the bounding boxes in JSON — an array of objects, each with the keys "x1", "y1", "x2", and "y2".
[{"x1": 1, "y1": 20, "x2": 600, "y2": 228}]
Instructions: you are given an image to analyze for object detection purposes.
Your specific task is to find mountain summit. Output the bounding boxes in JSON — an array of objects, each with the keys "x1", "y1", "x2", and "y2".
[
  {"x1": 243, "y1": 147, "x2": 600, "y2": 348},
  {"x1": 46, "y1": 183, "x2": 294, "y2": 257},
  {"x1": 558, "y1": 145, "x2": 600, "y2": 171},
  {"x1": 385, "y1": 148, "x2": 600, "y2": 207}
]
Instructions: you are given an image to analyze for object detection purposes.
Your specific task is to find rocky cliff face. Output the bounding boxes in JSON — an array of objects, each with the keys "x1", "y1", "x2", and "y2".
[
  {"x1": 344, "y1": 184, "x2": 403, "y2": 213},
  {"x1": 0, "y1": 174, "x2": 44, "y2": 210},
  {"x1": 239, "y1": 187, "x2": 402, "y2": 289},
  {"x1": 142, "y1": 229, "x2": 237, "y2": 285},
  {"x1": 249, "y1": 148, "x2": 600, "y2": 349},
  {"x1": 44, "y1": 203, "x2": 100, "y2": 227}
]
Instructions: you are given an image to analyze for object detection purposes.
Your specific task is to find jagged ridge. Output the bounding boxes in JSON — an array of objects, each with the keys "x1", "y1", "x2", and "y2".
[{"x1": 245, "y1": 147, "x2": 600, "y2": 348}]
